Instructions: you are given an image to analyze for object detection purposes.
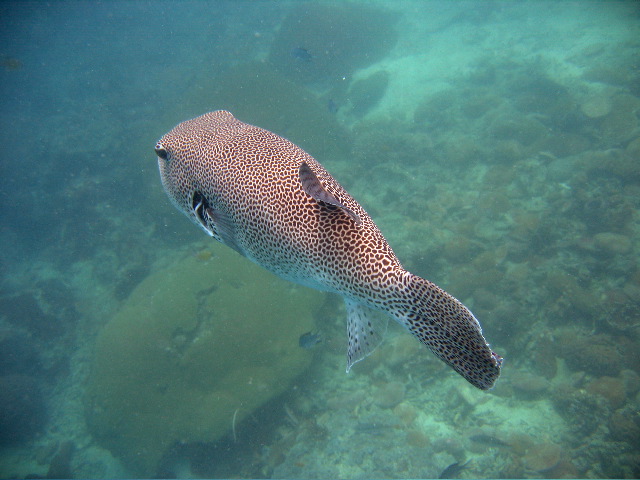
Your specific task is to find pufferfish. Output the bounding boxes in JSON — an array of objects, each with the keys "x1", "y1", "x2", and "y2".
[{"x1": 155, "y1": 110, "x2": 502, "y2": 390}]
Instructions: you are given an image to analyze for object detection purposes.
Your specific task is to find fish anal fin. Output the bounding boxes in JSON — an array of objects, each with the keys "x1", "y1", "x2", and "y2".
[
  {"x1": 345, "y1": 298, "x2": 388, "y2": 372},
  {"x1": 299, "y1": 162, "x2": 361, "y2": 225}
]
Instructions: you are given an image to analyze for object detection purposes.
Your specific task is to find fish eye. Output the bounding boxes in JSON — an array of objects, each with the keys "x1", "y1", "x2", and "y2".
[{"x1": 155, "y1": 144, "x2": 168, "y2": 160}]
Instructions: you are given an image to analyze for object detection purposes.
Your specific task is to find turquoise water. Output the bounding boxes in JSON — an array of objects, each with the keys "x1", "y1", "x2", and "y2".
[{"x1": 1, "y1": 1, "x2": 639, "y2": 478}]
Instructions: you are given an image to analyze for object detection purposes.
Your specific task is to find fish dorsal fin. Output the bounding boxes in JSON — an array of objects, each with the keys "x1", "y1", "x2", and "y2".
[
  {"x1": 299, "y1": 162, "x2": 362, "y2": 225},
  {"x1": 345, "y1": 298, "x2": 388, "y2": 372}
]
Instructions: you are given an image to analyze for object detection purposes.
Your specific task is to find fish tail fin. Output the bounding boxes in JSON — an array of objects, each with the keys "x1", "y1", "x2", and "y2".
[{"x1": 393, "y1": 271, "x2": 502, "y2": 390}]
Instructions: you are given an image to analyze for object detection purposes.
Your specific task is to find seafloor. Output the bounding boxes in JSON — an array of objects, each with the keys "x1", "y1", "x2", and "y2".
[{"x1": 0, "y1": 1, "x2": 639, "y2": 479}]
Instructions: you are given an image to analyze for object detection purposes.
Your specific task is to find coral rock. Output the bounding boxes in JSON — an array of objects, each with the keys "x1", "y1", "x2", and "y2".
[
  {"x1": 580, "y1": 95, "x2": 612, "y2": 118},
  {"x1": 268, "y1": 3, "x2": 398, "y2": 86},
  {"x1": 348, "y1": 70, "x2": 390, "y2": 116},
  {"x1": 406, "y1": 429, "x2": 430, "y2": 448},
  {"x1": 188, "y1": 62, "x2": 351, "y2": 162},
  {"x1": 560, "y1": 332, "x2": 622, "y2": 377},
  {"x1": 511, "y1": 371, "x2": 550, "y2": 397},
  {"x1": 85, "y1": 245, "x2": 321, "y2": 476},
  {"x1": 524, "y1": 443, "x2": 562, "y2": 473},
  {"x1": 586, "y1": 376, "x2": 626, "y2": 409},
  {"x1": 586, "y1": 377, "x2": 626, "y2": 409},
  {"x1": 375, "y1": 381, "x2": 405, "y2": 409},
  {"x1": 0, "y1": 374, "x2": 47, "y2": 445},
  {"x1": 393, "y1": 402, "x2": 418, "y2": 426},
  {"x1": 610, "y1": 406, "x2": 640, "y2": 443},
  {"x1": 593, "y1": 232, "x2": 632, "y2": 255}
]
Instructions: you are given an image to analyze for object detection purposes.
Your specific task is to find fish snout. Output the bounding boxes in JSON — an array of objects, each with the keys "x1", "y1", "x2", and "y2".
[
  {"x1": 155, "y1": 142, "x2": 192, "y2": 213},
  {"x1": 154, "y1": 141, "x2": 218, "y2": 239}
]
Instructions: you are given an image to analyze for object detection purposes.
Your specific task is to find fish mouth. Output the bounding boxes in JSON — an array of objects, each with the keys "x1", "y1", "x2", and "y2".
[{"x1": 192, "y1": 191, "x2": 213, "y2": 235}]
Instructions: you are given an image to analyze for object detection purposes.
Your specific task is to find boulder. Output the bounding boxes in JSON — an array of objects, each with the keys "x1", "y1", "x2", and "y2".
[{"x1": 85, "y1": 244, "x2": 321, "y2": 475}]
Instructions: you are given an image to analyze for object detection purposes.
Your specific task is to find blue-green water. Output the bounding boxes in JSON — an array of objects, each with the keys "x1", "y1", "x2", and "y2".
[{"x1": 1, "y1": 1, "x2": 639, "y2": 478}]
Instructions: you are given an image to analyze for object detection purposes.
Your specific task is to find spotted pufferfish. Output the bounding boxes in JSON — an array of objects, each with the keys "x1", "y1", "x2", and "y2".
[{"x1": 155, "y1": 110, "x2": 502, "y2": 390}]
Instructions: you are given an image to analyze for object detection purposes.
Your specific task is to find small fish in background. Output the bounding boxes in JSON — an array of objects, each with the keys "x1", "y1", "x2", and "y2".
[
  {"x1": 290, "y1": 46, "x2": 312, "y2": 62},
  {"x1": 299, "y1": 331, "x2": 322, "y2": 349},
  {"x1": 1, "y1": 55, "x2": 23, "y2": 71},
  {"x1": 469, "y1": 431, "x2": 509, "y2": 447},
  {"x1": 438, "y1": 460, "x2": 470, "y2": 479},
  {"x1": 326, "y1": 98, "x2": 338, "y2": 114}
]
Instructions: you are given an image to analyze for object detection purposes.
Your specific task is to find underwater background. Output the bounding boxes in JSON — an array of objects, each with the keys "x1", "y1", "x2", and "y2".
[{"x1": 0, "y1": 1, "x2": 639, "y2": 478}]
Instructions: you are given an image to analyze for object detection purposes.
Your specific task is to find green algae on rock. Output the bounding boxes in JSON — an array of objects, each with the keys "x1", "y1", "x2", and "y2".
[{"x1": 85, "y1": 244, "x2": 321, "y2": 476}]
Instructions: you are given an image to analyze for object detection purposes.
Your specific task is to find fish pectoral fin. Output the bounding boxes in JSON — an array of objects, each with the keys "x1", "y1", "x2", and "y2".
[
  {"x1": 345, "y1": 298, "x2": 388, "y2": 372},
  {"x1": 299, "y1": 162, "x2": 362, "y2": 225},
  {"x1": 204, "y1": 204, "x2": 244, "y2": 256}
]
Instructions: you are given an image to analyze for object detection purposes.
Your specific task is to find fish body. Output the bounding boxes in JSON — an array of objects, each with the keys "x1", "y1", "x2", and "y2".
[
  {"x1": 290, "y1": 46, "x2": 312, "y2": 62},
  {"x1": 299, "y1": 331, "x2": 322, "y2": 349},
  {"x1": 439, "y1": 460, "x2": 470, "y2": 479},
  {"x1": 326, "y1": 98, "x2": 338, "y2": 114},
  {"x1": 155, "y1": 110, "x2": 502, "y2": 389}
]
